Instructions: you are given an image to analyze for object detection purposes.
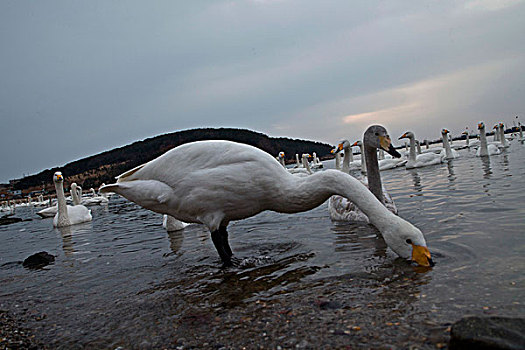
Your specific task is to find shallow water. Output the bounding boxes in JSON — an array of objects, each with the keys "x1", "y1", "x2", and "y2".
[{"x1": 1, "y1": 141, "x2": 524, "y2": 348}]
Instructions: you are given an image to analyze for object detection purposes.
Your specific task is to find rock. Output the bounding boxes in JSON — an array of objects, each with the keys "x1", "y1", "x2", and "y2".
[
  {"x1": 22, "y1": 252, "x2": 55, "y2": 269},
  {"x1": 450, "y1": 316, "x2": 525, "y2": 349},
  {"x1": 0, "y1": 217, "x2": 23, "y2": 225}
]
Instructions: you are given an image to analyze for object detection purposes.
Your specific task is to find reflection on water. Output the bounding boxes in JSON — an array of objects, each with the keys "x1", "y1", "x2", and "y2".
[{"x1": 0, "y1": 143, "x2": 524, "y2": 348}]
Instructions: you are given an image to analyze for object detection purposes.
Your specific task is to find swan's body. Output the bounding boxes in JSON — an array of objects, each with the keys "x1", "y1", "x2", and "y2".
[
  {"x1": 399, "y1": 131, "x2": 444, "y2": 169},
  {"x1": 328, "y1": 128, "x2": 400, "y2": 223},
  {"x1": 477, "y1": 122, "x2": 501, "y2": 157},
  {"x1": 37, "y1": 205, "x2": 58, "y2": 218},
  {"x1": 52, "y1": 172, "x2": 92, "y2": 228},
  {"x1": 101, "y1": 140, "x2": 432, "y2": 267}
]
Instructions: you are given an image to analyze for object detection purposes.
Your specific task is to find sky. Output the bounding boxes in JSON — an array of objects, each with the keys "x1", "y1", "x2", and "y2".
[{"x1": 1, "y1": 0, "x2": 524, "y2": 183}]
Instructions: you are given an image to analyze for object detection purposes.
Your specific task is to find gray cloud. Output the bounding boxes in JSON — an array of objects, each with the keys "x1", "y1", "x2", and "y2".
[{"x1": 1, "y1": 0, "x2": 524, "y2": 182}]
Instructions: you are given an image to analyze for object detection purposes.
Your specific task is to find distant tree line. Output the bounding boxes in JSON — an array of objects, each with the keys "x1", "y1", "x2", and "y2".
[{"x1": 11, "y1": 128, "x2": 334, "y2": 192}]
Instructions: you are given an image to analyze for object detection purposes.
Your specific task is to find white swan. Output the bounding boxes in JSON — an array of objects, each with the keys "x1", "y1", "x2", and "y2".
[
  {"x1": 277, "y1": 152, "x2": 286, "y2": 168},
  {"x1": 100, "y1": 139, "x2": 432, "y2": 267},
  {"x1": 52, "y1": 172, "x2": 92, "y2": 228},
  {"x1": 476, "y1": 122, "x2": 501, "y2": 157},
  {"x1": 399, "y1": 131, "x2": 444, "y2": 169},
  {"x1": 288, "y1": 154, "x2": 313, "y2": 175},
  {"x1": 163, "y1": 214, "x2": 189, "y2": 231},
  {"x1": 334, "y1": 140, "x2": 360, "y2": 173},
  {"x1": 82, "y1": 187, "x2": 109, "y2": 206},
  {"x1": 440, "y1": 129, "x2": 460, "y2": 159},
  {"x1": 496, "y1": 123, "x2": 509, "y2": 148},
  {"x1": 329, "y1": 126, "x2": 400, "y2": 223},
  {"x1": 70, "y1": 183, "x2": 82, "y2": 205},
  {"x1": 311, "y1": 152, "x2": 323, "y2": 169}
]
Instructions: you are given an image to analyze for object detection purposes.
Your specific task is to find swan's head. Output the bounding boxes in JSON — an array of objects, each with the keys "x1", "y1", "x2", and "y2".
[
  {"x1": 364, "y1": 125, "x2": 401, "y2": 158},
  {"x1": 478, "y1": 122, "x2": 485, "y2": 130},
  {"x1": 53, "y1": 172, "x2": 64, "y2": 183},
  {"x1": 351, "y1": 140, "x2": 361, "y2": 148},
  {"x1": 71, "y1": 183, "x2": 77, "y2": 190},
  {"x1": 278, "y1": 151, "x2": 285, "y2": 158},
  {"x1": 398, "y1": 131, "x2": 414, "y2": 140},
  {"x1": 383, "y1": 218, "x2": 434, "y2": 267},
  {"x1": 333, "y1": 140, "x2": 350, "y2": 153},
  {"x1": 441, "y1": 128, "x2": 450, "y2": 135}
]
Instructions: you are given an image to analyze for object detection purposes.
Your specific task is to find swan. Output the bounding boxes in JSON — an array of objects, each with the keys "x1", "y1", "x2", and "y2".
[
  {"x1": 70, "y1": 183, "x2": 82, "y2": 205},
  {"x1": 497, "y1": 123, "x2": 509, "y2": 148},
  {"x1": 440, "y1": 129, "x2": 460, "y2": 159},
  {"x1": 334, "y1": 140, "x2": 360, "y2": 173},
  {"x1": 52, "y1": 172, "x2": 92, "y2": 227},
  {"x1": 329, "y1": 126, "x2": 400, "y2": 223},
  {"x1": 352, "y1": 141, "x2": 367, "y2": 173},
  {"x1": 100, "y1": 139, "x2": 432, "y2": 267},
  {"x1": 82, "y1": 187, "x2": 109, "y2": 206},
  {"x1": 288, "y1": 154, "x2": 313, "y2": 175},
  {"x1": 311, "y1": 152, "x2": 323, "y2": 169},
  {"x1": 399, "y1": 131, "x2": 444, "y2": 169},
  {"x1": 277, "y1": 152, "x2": 286, "y2": 168},
  {"x1": 163, "y1": 214, "x2": 189, "y2": 231},
  {"x1": 476, "y1": 122, "x2": 501, "y2": 157}
]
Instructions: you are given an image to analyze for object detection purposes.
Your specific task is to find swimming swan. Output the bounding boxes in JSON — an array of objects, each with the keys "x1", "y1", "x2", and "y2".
[
  {"x1": 52, "y1": 172, "x2": 92, "y2": 228},
  {"x1": 440, "y1": 129, "x2": 460, "y2": 159},
  {"x1": 100, "y1": 140, "x2": 433, "y2": 267},
  {"x1": 477, "y1": 122, "x2": 501, "y2": 157},
  {"x1": 329, "y1": 126, "x2": 400, "y2": 223},
  {"x1": 399, "y1": 131, "x2": 444, "y2": 169}
]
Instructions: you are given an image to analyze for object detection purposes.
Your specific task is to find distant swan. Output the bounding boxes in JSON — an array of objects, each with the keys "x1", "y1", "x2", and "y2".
[
  {"x1": 477, "y1": 122, "x2": 501, "y2": 157},
  {"x1": 329, "y1": 126, "x2": 400, "y2": 223},
  {"x1": 399, "y1": 131, "x2": 444, "y2": 169},
  {"x1": 83, "y1": 187, "x2": 109, "y2": 206},
  {"x1": 52, "y1": 172, "x2": 92, "y2": 228},
  {"x1": 440, "y1": 129, "x2": 460, "y2": 159},
  {"x1": 100, "y1": 139, "x2": 433, "y2": 267}
]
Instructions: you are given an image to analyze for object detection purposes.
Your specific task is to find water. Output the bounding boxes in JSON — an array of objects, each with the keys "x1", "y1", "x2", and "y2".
[{"x1": 1, "y1": 142, "x2": 524, "y2": 348}]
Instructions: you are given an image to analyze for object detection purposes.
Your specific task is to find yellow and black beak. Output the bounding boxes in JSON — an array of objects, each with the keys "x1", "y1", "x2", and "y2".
[
  {"x1": 398, "y1": 133, "x2": 408, "y2": 140},
  {"x1": 478, "y1": 123, "x2": 483, "y2": 129},
  {"x1": 379, "y1": 135, "x2": 401, "y2": 158},
  {"x1": 56, "y1": 174, "x2": 63, "y2": 181},
  {"x1": 411, "y1": 244, "x2": 434, "y2": 267}
]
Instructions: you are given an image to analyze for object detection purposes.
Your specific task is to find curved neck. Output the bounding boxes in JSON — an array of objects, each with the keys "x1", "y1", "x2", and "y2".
[
  {"x1": 281, "y1": 171, "x2": 393, "y2": 231},
  {"x1": 302, "y1": 156, "x2": 312, "y2": 174},
  {"x1": 442, "y1": 133, "x2": 452, "y2": 158},
  {"x1": 335, "y1": 152, "x2": 341, "y2": 170},
  {"x1": 55, "y1": 181, "x2": 69, "y2": 224},
  {"x1": 364, "y1": 145, "x2": 384, "y2": 203}
]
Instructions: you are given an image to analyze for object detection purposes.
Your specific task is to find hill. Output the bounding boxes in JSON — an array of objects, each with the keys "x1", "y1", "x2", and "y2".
[{"x1": 11, "y1": 128, "x2": 334, "y2": 194}]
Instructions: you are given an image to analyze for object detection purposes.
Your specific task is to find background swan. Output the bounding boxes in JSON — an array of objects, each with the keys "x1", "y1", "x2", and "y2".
[
  {"x1": 100, "y1": 140, "x2": 432, "y2": 267},
  {"x1": 52, "y1": 172, "x2": 92, "y2": 228},
  {"x1": 329, "y1": 126, "x2": 400, "y2": 223},
  {"x1": 399, "y1": 131, "x2": 444, "y2": 169},
  {"x1": 83, "y1": 187, "x2": 109, "y2": 206},
  {"x1": 440, "y1": 129, "x2": 460, "y2": 159},
  {"x1": 476, "y1": 122, "x2": 501, "y2": 157}
]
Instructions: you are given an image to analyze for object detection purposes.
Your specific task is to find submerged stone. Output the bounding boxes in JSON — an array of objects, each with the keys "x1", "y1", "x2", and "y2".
[
  {"x1": 450, "y1": 316, "x2": 525, "y2": 349},
  {"x1": 22, "y1": 251, "x2": 55, "y2": 269}
]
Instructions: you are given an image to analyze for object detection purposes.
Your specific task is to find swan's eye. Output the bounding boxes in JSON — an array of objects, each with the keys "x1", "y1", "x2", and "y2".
[
  {"x1": 406, "y1": 239, "x2": 412, "y2": 244},
  {"x1": 375, "y1": 132, "x2": 379, "y2": 136}
]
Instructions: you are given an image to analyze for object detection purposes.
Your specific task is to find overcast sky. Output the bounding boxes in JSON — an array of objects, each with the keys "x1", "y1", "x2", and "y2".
[{"x1": 1, "y1": 0, "x2": 524, "y2": 183}]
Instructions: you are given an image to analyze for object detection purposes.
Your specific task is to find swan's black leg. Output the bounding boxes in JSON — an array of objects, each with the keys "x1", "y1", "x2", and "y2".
[
  {"x1": 219, "y1": 226, "x2": 233, "y2": 257},
  {"x1": 211, "y1": 229, "x2": 232, "y2": 267}
]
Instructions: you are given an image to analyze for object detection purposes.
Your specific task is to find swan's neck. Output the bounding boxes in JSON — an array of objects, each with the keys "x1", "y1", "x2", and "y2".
[
  {"x1": 55, "y1": 181, "x2": 69, "y2": 225},
  {"x1": 499, "y1": 127, "x2": 506, "y2": 146},
  {"x1": 408, "y1": 136, "x2": 417, "y2": 162},
  {"x1": 359, "y1": 144, "x2": 367, "y2": 174},
  {"x1": 342, "y1": 148, "x2": 351, "y2": 173},
  {"x1": 442, "y1": 133, "x2": 452, "y2": 158},
  {"x1": 364, "y1": 145, "x2": 384, "y2": 203},
  {"x1": 479, "y1": 127, "x2": 488, "y2": 156},
  {"x1": 465, "y1": 133, "x2": 470, "y2": 147},
  {"x1": 302, "y1": 157, "x2": 312, "y2": 174},
  {"x1": 416, "y1": 141, "x2": 421, "y2": 155},
  {"x1": 519, "y1": 123, "x2": 523, "y2": 139},
  {"x1": 295, "y1": 154, "x2": 300, "y2": 167},
  {"x1": 335, "y1": 152, "x2": 341, "y2": 170}
]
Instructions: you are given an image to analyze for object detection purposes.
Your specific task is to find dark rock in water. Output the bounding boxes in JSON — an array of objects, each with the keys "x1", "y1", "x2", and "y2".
[
  {"x1": 23, "y1": 252, "x2": 55, "y2": 269},
  {"x1": 450, "y1": 316, "x2": 525, "y2": 349},
  {"x1": 0, "y1": 217, "x2": 23, "y2": 225}
]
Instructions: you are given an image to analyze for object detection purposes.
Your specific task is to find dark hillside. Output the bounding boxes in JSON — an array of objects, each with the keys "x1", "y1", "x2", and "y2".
[{"x1": 12, "y1": 128, "x2": 333, "y2": 193}]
